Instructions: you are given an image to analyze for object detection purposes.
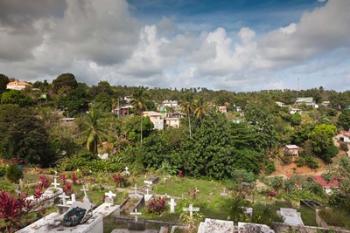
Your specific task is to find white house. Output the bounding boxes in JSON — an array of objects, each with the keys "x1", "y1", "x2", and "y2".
[
  {"x1": 7, "y1": 80, "x2": 32, "y2": 91},
  {"x1": 295, "y1": 97, "x2": 317, "y2": 108},
  {"x1": 143, "y1": 111, "x2": 164, "y2": 130},
  {"x1": 289, "y1": 107, "x2": 302, "y2": 115},
  {"x1": 165, "y1": 117, "x2": 180, "y2": 128},
  {"x1": 284, "y1": 145, "x2": 300, "y2": 156},
  {"x1": 218, "y1": 105, "x2": 228, "y2": 113},
  {"x1": 275, "y1": 101, "x2": 286, "y2": 107}
]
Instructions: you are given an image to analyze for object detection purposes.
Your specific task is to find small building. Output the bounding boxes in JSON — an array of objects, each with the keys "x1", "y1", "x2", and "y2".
[
  {"x1": 275, "y1": 101, "x2": 286, "y2": 107},
  {"x1": 165, "y1": 117, "x2": 180, "y2": 128},
  {"x1": 284, "y1": 145, "x2": 300, "y2": 156},
  {"x1": 313, "y1": 176, "x2": 340, "y2": 194},
  {"x1": 161, "y1": 100, "x2": 178, "y2": 108},
  {"x1": 336, "y1": 131, "x2": 350, "y2": 143},
  {"x1": 321, "y1": 101, "x2": 330, "y2": 107},
  {"x1": 123, "y1": 96, "x2": 133, "y2": 104},
  {"x1": 218, "y1": 105, "x2": 228, "y2": 113},
  {"x1": 277, "y1": 208, "x2": 304, "y2": 226},
  {"x1": 112, "y1": 105, "x2": 133, "y2": 117},
  {"x1": 295, "y1": 97, "x2": 317, "y2": 108},
  {"x1": 143, "y1": 111, "x2": 164, "y2": 130},
  {"x1": 7, "y1": 80, "x2": 32, "y2": 91}
]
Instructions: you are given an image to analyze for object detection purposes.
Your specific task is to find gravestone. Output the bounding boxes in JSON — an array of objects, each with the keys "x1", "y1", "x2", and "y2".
[
  {"x1": 183, "y1": 204, "x2": 200, "y2": 218},
  {"x1": 169, "y1": 198, "x2": 176, "y2": 213},
  {"x1": 105, "y1": 190, "x2": 116, "y2": 205},
  {"x1": 128, "y1": 208, "x2": 145, "y2": 231}
]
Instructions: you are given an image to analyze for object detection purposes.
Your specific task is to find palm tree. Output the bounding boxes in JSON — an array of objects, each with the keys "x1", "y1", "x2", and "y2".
[
  {"x1": 194, "y1": 97, "x2": 206, "y2": 120},
  {"x1": 80, "y1": 106, "x2": 108, "y2": 154},
  {"x1": 181, "y1": 99, "x2": 193, "y2": 138},
  {"x1": 131, "y1": 89, "x2": 147, "y2": 144}
]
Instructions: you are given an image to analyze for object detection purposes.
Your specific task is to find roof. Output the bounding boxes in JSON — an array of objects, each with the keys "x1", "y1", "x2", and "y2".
[
  {"x1": 143, "y1": 111, "x2": 162, "y2": 117},
  {"x1": 296, "y1": 97, "x2": 314, "y2": 103},
  {"x1": 313, "y1": 176, "x2": 339, "y2": 188},
  {"x1": 285, "y1": 145, "x2": 299, "y2": 149}
]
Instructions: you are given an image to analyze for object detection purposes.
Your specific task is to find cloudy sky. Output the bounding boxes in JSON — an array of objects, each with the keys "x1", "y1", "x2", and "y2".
[{"x1": 0, "y1": 0, "x2": 349, "y2": 91}]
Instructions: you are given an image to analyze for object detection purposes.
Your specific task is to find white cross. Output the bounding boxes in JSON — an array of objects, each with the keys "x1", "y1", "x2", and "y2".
[
  {"x1": 71, "y1": 194, "x2": 76, "y2": 203},
  {"x1": 51, "y1": 177, "x2": 60, "y2": 189},
  {"x1": 130, "y1": 208, "x2": 142, "y2": 222},
  {"x1": 169, "y1": 198, "x2": 177, "y2": 213},
  {"x1": 124, "y1": 167, "x2": 130, "y2": 176},
  {"x1": 81, "y1": 185, "x2": 89, "y2": 197},
  {"x1": 146, "y1": 188, "x2": 150, "y2": 195},
  {"x1": 59, "y1": 192, "x2": 69, "y2": 205},
  {"x1": 183, "y1": 204, "x2": 200, "y2": 218},
  {"x1": 105, "y1": 191, "x2": 116, "y2": 204}
]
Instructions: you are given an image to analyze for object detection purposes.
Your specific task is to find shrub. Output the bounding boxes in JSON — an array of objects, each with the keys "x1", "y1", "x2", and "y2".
[
  {"x1": 0, "y1": 166, "x2": 6, "y2": 177},
  {"x1": 63, "y1": 181, "x2": 73, "y2": 195},
  {"x1": 265, "y1": 161, "x2": 276, "y2": 175},
  {"x1": 304, "y1": 156, "x2": 319, "y2": 169},
  {"x1": 6, "y1": 165, "x2": 23, "y2": 183},
  {"x1": 339, "y1": 142, "x2": 348, "y2": 152},
  {"x1": 147, "y1": 197, "x2": 166, "y2": 214},
  {"x1": 34, "y1": 185, "x2": 43, "y2": 199},
  {"x1": 112, "y1": 173, "x2": 127, "y2": 187},
  {"x1": 280, "y1": 154, "x2": 292, "y2": 165},
  {"x1": 39, "y1": 176, "x2": 50, "y2": 189}
]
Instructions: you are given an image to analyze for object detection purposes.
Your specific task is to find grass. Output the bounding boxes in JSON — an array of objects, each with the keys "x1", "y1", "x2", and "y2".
[
  {"x1": 299, "y1": 206, "x2": 317, "y2": 226},
  {"x1": 319, "y1": 208, "x2": 350, "y2": 229}
]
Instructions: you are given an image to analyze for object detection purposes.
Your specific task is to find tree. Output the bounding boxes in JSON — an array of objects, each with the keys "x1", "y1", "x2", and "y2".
[
  {"x1": 338, "y1": 110, "x2": 350, "y2": 131},
  {"x1": 309, "y1": 124, "x2": 337, "y2": 163},
  {"x1": 52, "y1": 73, "x2": 78, "y2": 93},
  {"x1": 131, "y1": 89, "x2": 148, "y2": 144},
  {"x1": 57, "y1": 85, "x2": 89, "y2": 116},
  {"x1": 1, "y1": 90, "x2": 32, "y2": 107},
  {"x1": 290, "y1": 113, "x2": 302, "y2": 126},
  {"x1": 181, "y1": 97, "x2": 194, "y2": 138},
  {"x1": 0, "y1": 74, "x2": 10, "y2": 92},
  {"x1": 0, "y1": 105, "x2": 55, "y2": 167},
  {"x1": 94, "y1": 93, "x2": 112, "y2": 112},
  {"x1": 193, "y1": 97, "x2": 207, "y2": 121},
  {"x1": 79, "y1": 106, "x2": 108, "y2": 154}
]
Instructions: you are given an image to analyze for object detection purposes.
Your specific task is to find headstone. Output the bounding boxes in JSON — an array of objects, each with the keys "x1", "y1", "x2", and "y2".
[
  {"x1": 67, "y1": 194, "x2": 76, "y2": 205},
  {"x1": 105, "y1": 191, "x2": 116, "y2": 205},
  {"x1": 59, "y1": 192, "x2": 69, "y2": 205},
  {"x1": 183, "y1": 204, "x2": 200, "y2": 218},
  {"x1": 169, "y1": 198, "x2": 176, "y2": 213},
  {"x1": 220, "y1": 188, "x2": 228, "y2": 197},
  {"x1": 124, "y1": 166, "x2": 130, "y2": 176},
  {"x1": 51, "y1": 177, "x2": 60, "y2": 189},
  {"x1": 130, "y1": 208, "x2": 142, "y2": 222},
  {"x1": 133, "y1": 184, "x2": 138, "y2": 195}
]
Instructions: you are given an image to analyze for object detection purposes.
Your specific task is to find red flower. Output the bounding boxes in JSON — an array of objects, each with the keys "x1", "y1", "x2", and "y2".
[
  {"x1": 63, "y1": 181, "x2": 73, "y2": 195},
  {"x1": 60, "y1": 174, "x2": 67, "y2": 184},
  {"x1": 147, "y1": 197, "x2": 166, "y2": 214},
  {"x1": 71, "y1": 172, "x2": 79, "y2": 185},
  {"x1": 39, "y1": 176, "x2": 50, "y2": 189},
  {"x1": 34, "y1": 185, "x2": 43, "y2": 199}
]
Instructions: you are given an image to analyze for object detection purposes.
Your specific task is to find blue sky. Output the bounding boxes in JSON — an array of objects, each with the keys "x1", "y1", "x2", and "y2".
[{"x1": 0, "y1": 0, "x2": 349, "y2": 91}]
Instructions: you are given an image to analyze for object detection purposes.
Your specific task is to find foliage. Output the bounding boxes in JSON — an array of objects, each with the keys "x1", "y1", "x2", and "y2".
[
  {"x1": 0, "y1": 166, "x2": 6, "y2": 177},
  {"x1": 296, "y1": 156, "x2": 319, "y2": 169},
  {"x1": 38, "y1": 176, "x2": 50, "y2": 189},
  {"x1": 52, "y1": 73, "x2": 78, "y2": 93},
  {"x1": 94, "y1": 93, "x2": 112, "y2": 112},
  {"x1": 57, "y1": 84, "x2": 89, "y2": 116},
  {"x1": 0, "y1": 105, "x2": 55, "y2": 166},
  {"x1": 251, "y1": 204, "x2": 281, "y2": 226},
  {"x1": 123, "y1": 116, "x2": 153, "y2": 143},
  {"x1": 337, "y1": 109, "x2": 350, "y2": 131},
  {"x1": 1, "y1": 90, "x2": 32, "y2": 107},
  {"x1": 6, "y1": 165, "x2": 23, "y2": 183},
  {"x1": 0, "y1": 74, "x2": 10, "y2": 92},
  {"x1": 309, "y1": 124, "x2": 337, "y2": 163},
  {"x1": 290, "y1": 113, "x2": 302, "y2": 126},
  {"x1": 147, "y1": 197, "x2": 166, "y2": 214},
  {"x1": 112, "y1": 173, "x2": 127, "y2": 187}
]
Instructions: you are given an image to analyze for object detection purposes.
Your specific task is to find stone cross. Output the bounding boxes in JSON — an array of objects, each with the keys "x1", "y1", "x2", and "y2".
[
  {"x1": 169, "y1": 198, "x2": 176, "y2": 213},
  {"x1": 59, "y1": 192, "x2": 69, "y2": 205},
  {"x1": 130, "y1": 208, "x2": 142, "y2": 222},
  {"x1": 146, "y1": 188, "x2": 150, "y2": 195},
  {"x1": 71, "y1": 194, "x2": 76, "y2": 203},
  {"x1": 81, "y1": 185, "x2": 89, "y2": 197},
  {"x1": 105, "y1": 191, "x2": 116, "y2": 204},
  {"x1": 183, "y1": 204, "x2": 200, "y2": 218}
]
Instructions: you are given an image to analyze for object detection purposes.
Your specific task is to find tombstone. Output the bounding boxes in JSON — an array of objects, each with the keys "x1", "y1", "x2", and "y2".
[
  {"x1": 67, "y1": 194, "x2": 76, "y2": 205},
  {"x1": 59, "y1": 192, "x2": 69, "y2": 205},
  {"x1": 183, "y1": 204, "x2": 200, "y2": 218},
  {"x1": 144, "y1": 176, "x2": 159, "y2": 186},
  {"x1": 220, "y1": 188, "x2": 228, "y2": 197},
  {"x1": 144, "y1": 187, "x2": 153, "y2": 202},
  {"x1": 133, "y1": 184, "x2": 138, "y2": 195},
  {"x1": 169, "y1": 198, "x2": 177, "y2": 213},
  {"x1": 51, "y1": 177, "x2": 60, "y2": 189},
  {"x1": 243, "y1": 207, "x2": 253, "y2": 217},
  {"x1": 105, "y1": 191, "x2": 116, "y2": 205},
  {"x1": 128, "y1": 208, "x2": 145, "y2": 231},
  {"x1": 58, "y1": 192, "x2": 70, "y2": 214}
]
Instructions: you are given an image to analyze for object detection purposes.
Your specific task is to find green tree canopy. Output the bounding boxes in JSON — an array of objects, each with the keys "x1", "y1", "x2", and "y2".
[
  {"x1": 1, "y1": 90, "x2": 32, "y2": 107},
  {"x1": 0, "y1": 74, "x2": 10, "y2": 92},
  {"x1": 52, "y1": 73, "x2": 78, "y2": 93},
  {"x1": 338, "y1": 110, "x2": 350, "y2": 131}
]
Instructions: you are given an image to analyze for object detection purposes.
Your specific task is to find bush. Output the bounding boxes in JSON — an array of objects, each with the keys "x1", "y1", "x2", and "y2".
[
  {"x1": 6, "y1": 165, "x2": 23, "y2": 183},
  {"x1": 0, "y1": 166, "x2": 6, "y2": 177},
  {"x1": 321, "y1": 145, "x2": 338, "y2": 163},
  {"x1": 339, "y1": 142, "x2": 348, "y2": 152},
  {"x1": 304, "y1": 156, "x2": 319, "y2": 169},
  {"x1": 147, "y1": 197, "x2": 166, "y2": 214},
  {"x1": 265, "y1": 161, "x2": 276, "y2": 175}
]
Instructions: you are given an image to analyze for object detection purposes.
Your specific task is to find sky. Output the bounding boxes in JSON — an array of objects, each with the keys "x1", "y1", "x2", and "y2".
[{"x1": 0, "y1": 0, "x2": 349, "y2": 91}]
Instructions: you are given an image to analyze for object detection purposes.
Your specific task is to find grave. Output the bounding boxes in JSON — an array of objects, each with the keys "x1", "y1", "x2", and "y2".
[
  {"x1": 169, "y1": 198, "x2": 176, "y2": 213},
  {"x1": 277, "y1": 208, "x2": 304, "y2": 226},
  {"x1": 198, "y1": 218, "x2": 234, "y2": 233},
  {"x1": 237, "y1": 222, "x2": 275, "y2": 233},
  {"x1": 144, "y1": 176, "x2": 159, "y2": 186},
  {"x1": 144, "y1": 187, "x2": 153, "y2": 202},
  {"x1": 128, "y1": 208, "x2": 145, "y2": 231},
  {"x1": 183, "y1": 204, "x2": 200, "y2": 218}
]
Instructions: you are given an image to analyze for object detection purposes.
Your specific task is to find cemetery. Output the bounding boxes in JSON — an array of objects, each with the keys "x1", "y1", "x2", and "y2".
[{"x1": 1, "y1": 166, "x2": 350, "y2": 233}]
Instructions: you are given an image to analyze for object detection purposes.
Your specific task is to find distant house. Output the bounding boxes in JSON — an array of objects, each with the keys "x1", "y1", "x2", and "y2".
[
  {"x1": 123, "y1": 96, "x2": 133, "y2": 104},
  {"x1": 321, "y1": 100, "x2": 330, "y2": 107},
  {"x1": 218, "y1": 105, "x2": 227, "y2": 113},
  {"x1": 295, "y1": 97, "x2": 317, "y2": 108},
  {"x1": 165, "y1": 117, "x2": 180, "y2": 128},
  {"x1": 112, "y1": 105, "x2": 133, "y2": 117},
  {"x1": 159, "y1": 100, "x2": 179, "y2": 112},
  {"x1": 336, "y1": 131, "x2": 350, "y2": 143},
  {"x1": 275, "y1": 101, "x2": 286, "y2": 107},
  {"x1": 313, "y1": 176, "x2": 340, "y2": 194},
  {"x1": 143, "y1": 111, "x2": 164, "y2": 130},
  {"x1": 284, "y1": 145, "x2": 300, "y2": 156},
  {"x1": 6, "y1": 80, "x2": 32, "y2": 91}
]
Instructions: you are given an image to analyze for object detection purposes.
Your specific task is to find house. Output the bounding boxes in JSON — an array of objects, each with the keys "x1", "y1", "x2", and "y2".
[
  {"x1": 277, "y1": 208, "x2": 304, "y2": 226},
  {"x1": 284, "y1": 145, "x2": 300, "y2": 156},
  {"x1": 218, "y1": 105, "x2": 228, "y2": 113},
  {"x1": 336, "y1": 131, "x2": 350, "y2": 143},
  {"x1": 165, "y1": 117, "x2": 180, "y2": 128},
  {"x1": 313, "y1": 176, "x2": 340, "y2": 194},
  {"x1": 6, "y1": 80, "x2": 32, "y2": 91},
  {"x1": 159, "y1": 100, "x2": 179, "y2": 112},
  {"x1": 112, "y1": 105, "x2": 133, "y2": 117},
  {"x1": 321, "y1": 100, "x2": 330, "y2": 107},
  {"x1": 275, "y1": 101, "x2": 286, "y2": 107},
  {"x1": 143, "y1": 111, "x2": 164, "y2": 130},
  {"x1": 123, "y1": 96, "x2": 133, "y2": 104},
  {"x1": 295, "y1": 97, "x2": 317, "y2": 108}
]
